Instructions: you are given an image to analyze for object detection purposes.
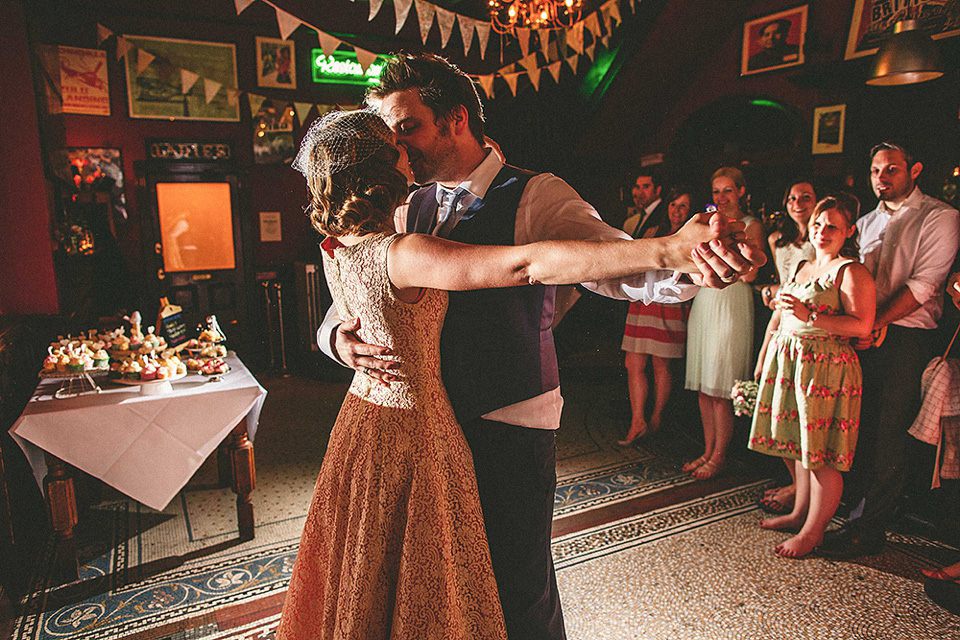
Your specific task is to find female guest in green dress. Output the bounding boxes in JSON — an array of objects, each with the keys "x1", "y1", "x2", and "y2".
[{"x1": 749, "y1": 193, "x2": 875, "y2": 558}]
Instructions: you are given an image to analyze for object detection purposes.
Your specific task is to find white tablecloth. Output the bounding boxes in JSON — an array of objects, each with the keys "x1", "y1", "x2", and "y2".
[{"x1": 9, "y1": 353, "x2": 267, "y2": 511}]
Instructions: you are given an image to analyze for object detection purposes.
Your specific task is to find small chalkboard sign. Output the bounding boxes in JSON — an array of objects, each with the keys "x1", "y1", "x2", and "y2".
[{"x1": 158, "y1": 298, "x2": 188, "y2": 347}]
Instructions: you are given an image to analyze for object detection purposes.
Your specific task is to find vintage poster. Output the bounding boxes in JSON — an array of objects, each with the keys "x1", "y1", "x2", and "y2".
[
  {"x1": 59, "y1": 46, "x2": 110, "y2": 116},
  {"x1": 124, "y1": 35, "x2": 239, "y2": 121},
  {"x1": 845, "y1": 0, "x2": 960, "y2": 59},
  {"x1": 741, "y1": 6, "x2": 808, "y2": 76}
]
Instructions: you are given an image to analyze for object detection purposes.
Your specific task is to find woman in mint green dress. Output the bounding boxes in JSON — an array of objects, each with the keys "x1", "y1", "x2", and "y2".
[{"x1": 748, "y1": 193, "x2": 876, "y2": 558}]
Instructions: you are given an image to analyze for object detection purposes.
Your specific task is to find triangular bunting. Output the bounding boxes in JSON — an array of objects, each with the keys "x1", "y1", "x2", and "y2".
[
  {"x1": 415, "y1": 0, "x2": 436, "y2": 44},
  {"x1": 517, "y1": 53, "x2": 538, "y2": 75},
  {"x1": 459, "y1": 16, "x2": 476, "y2": 56},
  {"x1": 394, "y1": 0, "x2": 413, "y2": 34},
  {"x1": 475, "y1": 21, "x2": 491, "y2": 59},
  {"x1": 584, "y1": 44, "x2": 596, "y2": 61},
  {"x1": 547, "y1": 61, "x2": 562, "y2": 83},
  {"x1": 226, "y1": 88, "x2": 239, "y2": 106},
  {"x1": 476, "y1": 74, "x2": 495, "y2": 99},
  {"x1": 526, "y1": 66, "x2": 541, "y2": 90},
  {"x1": 116, "y1": 37, "x2": 133, "y2": 60},
  {"x1": 629, "y1": 0, "x2": 636, "y2": 13},
  {"x1": 180, "y1": 69, "x2": 199, "y2": 94},
  {"x1": 600, "y1": 34, "x2": 610, "y2": 48},
  {"x1": 234, "y1": 0, "x2": 255, "y2": 14},
  {"x1": 436, "y1": 8, "x2": 456, "y2": 48},
  {"x1": 537, "y1": 30, "x2": 550, "y2": 52},
  {"x1": 600, "y1": 6, "x2": 612, "y2": 33},
  {"x1": 501, "y1": 72, "x2": 520, "y2": 97},
  {"x1": 566, "y1": 53, "x2": 579, "y2": 75},
  {"x1": 355, "y1": 46, "x2": 378, "y2": 74},
  {"x1": 517, "y1": 28, "x2": 530, "y2": 58},
  {"x1": 204, "y1": 78, "x2": 222, "y2": 103},
  {"x1": 96, "y1": 24, "x2": 113, "y2": 45},
  {"x1": 568, "y1": 22, "x2": 585, "y2": 54},
  {"x1": 136, "y1": 49, "x2": 155, "y2": 73},
  {"x1": 248, "y1": 93, "x2": 267, "y2": 118},
  {"x1": 318, "y1": 31, "x2": 342, "y2": 58},
  {"x1": 275, "y1": 7, "x2": 302, "y2": 40},
  {"x1": 294, "y1": 102, "x2": 313, "y2": 124},
  {"x1": 606, "y1": 0, "x2": 622, "y2": 26},
  {"x1": 584, "y1": 13, "x2": 601, "y2": 38},
  {"x1": 369, "y1": 0, "x2": 383, "y2": 21}
]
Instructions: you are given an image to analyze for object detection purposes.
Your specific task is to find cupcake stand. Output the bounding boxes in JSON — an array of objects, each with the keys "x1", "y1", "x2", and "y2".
[{"x1": 39, "y1": 370, "x2": 105, "y2": 399}]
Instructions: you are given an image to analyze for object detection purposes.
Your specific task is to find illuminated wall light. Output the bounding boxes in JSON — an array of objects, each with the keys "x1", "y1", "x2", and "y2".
[{"x1": 311, "y1": 49, "x2": 393, "y2": 86}]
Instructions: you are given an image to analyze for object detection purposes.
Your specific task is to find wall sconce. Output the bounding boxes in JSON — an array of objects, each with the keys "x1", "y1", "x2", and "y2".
[{"x1": 867, "y1": 19, "x2": 943, "y2": 86}]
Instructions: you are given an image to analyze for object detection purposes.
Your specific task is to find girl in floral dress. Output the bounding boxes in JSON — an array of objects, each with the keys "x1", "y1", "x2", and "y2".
[{"x1": 748, "y1": 193, "x2": 876, "y2": 558}]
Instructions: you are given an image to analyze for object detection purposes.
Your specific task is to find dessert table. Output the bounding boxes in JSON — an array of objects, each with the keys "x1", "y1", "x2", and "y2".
[{"x1": 9, "y1": 352, "x2": 267, "y2": 583}]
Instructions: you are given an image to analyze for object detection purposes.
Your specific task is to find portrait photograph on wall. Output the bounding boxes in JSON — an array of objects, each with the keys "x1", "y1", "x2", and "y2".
[
  {"x1": 124, "y1": 35, "x2": 239, "y2": 121},
  {"x1": 741, "y1": 5, "x2": 808, "y2": 76},
  {"x1": 845, "y1": 0, "x2": 960, "y2": 59},
  {"x1": 256, "y1": 36, "x2": 296, "y2": 89},
  {"x1": 812, "y1": 104, "x2": 845, "y2": 155}
]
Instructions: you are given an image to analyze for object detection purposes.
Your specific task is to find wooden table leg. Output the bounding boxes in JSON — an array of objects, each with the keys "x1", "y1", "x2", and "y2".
[
  {"x1": 216, "y1": 442, "x2": 231, "y2": 489},
  {"x1": 43, "y1": 453, "x2": 79, "y2": 584},
  {"x1": 228, "y1": 422, "x2": 256, "y2": 541}
]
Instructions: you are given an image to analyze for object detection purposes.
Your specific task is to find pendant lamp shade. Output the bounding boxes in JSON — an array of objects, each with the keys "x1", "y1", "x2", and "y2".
[{"x1": 867, "y1": 20, "x2": 943, "y2": 86}]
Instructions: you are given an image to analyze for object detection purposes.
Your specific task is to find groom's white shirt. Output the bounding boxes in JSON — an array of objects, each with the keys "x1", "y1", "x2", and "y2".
[{"x1": 319, "y1": 151, "x2": 699, "y2": 429}]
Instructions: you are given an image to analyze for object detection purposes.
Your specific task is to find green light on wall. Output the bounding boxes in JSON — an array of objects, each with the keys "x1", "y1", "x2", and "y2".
[
  {"x1": 749, "y1": 99, "x2": 787, "y2": 111},
  {"x1": 311, "y1": 49, "x2": 392, "y2": 86}
]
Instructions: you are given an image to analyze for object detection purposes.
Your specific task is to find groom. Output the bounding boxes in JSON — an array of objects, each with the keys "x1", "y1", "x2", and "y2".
[{"x1": 318, "y1": 53, "x2": 763, "y2": 639}]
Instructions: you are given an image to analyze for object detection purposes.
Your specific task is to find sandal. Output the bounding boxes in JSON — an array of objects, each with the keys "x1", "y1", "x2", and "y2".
[
  {"x1": 923, "y1": 567, "x2": 960, "y2": 582},
  {"x1": 692, "y1": 458, "x2": 724, "y2": 480},
  {"x1": 682, "y1": 455, "x2": 709, "y2": 473}
]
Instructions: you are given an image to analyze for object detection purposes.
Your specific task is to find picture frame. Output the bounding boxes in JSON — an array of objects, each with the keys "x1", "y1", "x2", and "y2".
[
  {"x1": 741, "y1": 5, "x2": 808, "y2": 76},
  {"x1": 845, "y1": 0, "x2": 960, "y2": 60},
  {"x1": 256, "y1": 37, "x2": 296, "y2": 89},
  {"x1": 812, "y1": 104, "x2": 845, "y2": 155},
  {"x1": 123, "y1": 35, "x2": 239, "y2": 121}
]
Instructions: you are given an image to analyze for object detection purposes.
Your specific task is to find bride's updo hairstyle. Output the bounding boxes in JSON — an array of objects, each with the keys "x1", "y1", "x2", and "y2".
[{"x1": 292, "y1": 109, "x2": 408, "y2": 237}]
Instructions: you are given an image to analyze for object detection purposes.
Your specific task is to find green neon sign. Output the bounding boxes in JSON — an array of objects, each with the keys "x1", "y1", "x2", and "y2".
[{"x1": 311, "y1": 49, "x2": 392, "y2": 86}]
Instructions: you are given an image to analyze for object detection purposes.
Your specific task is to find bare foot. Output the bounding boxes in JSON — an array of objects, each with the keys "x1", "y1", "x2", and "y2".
[
  {"x1": 775, "y1": 532, "x2": 822, "y2": 558},
  {"x1": 682, "y1": 455, "x2": 709, "y2": 472},
  {"x1": 759, "y1": 513, "x2": 804, "y2": 532}
]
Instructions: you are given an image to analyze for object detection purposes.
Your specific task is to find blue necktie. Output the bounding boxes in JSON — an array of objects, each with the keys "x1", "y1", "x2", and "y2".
[{"x1": 434, "y1": 186, "x2": 467, "y2": 238}]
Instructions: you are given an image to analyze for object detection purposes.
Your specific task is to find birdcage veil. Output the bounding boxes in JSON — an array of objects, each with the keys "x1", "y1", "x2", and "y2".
[{"x1": 292, "y1": 109, "x2": 394, "y2": 183}]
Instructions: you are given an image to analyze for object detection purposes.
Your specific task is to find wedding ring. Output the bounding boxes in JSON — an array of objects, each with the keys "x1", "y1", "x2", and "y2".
[{"x1": 719, "y1": 272, "x2": 738, "y2": 283}]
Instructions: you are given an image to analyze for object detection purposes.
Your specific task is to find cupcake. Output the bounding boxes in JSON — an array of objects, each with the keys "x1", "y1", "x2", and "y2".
[
  {"x1": 93, "y1": 349, "x2": 109, "y2": 370},
  {"x1": 122, "y1": 361, "x2": 142, "y2": 380},
  {"x1": 57, "y1": 354, "x2": 70, "y2": 373},
  {"x1": 141, "y1": 365, "x2": 157, "y2": 382},
  {"x1": 67, "y1": 355, "x2": 84, "y2": 373}
]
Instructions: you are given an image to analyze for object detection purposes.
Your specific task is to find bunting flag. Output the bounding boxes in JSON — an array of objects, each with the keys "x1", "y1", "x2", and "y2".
[
  {"x1": 565, "y1": 53, "x2": 579, "y2": 75},
  {"x1": 275, "y1": 7, "x2": 302, "y2": 40},
  {"x1": 629, "y1": 0, "x2": 636, "y2": 13},
  {"x1": 116, "y1": 36, "x2": 133, "y2": 61},
  {"x1": 476, "y1": 74, "x2": 495, "y2": 99},
  {"x1": 136, "y1": 49, "x2": 155, "y2": 73},
  {"x1": 226, "y1": 88, "x2": 239, "y2": 106},
  {"x1": 606, "y1": 0, "x2": 622, "y2": 26},
  {"x1": 546, "y1": 60, "x2": 562, "y2": 82},
  {"x1": 369, "y1": 0, "x2": 383, "y2": 21},
  {"x1": 248, "y1": 93, "x2": 267, "y2": 118},
  {"x1": 96, "y1": 24, "x2": 113, "y2": 45},
  {"x1": 568, "y1": 22, "x2": 585, "y2": 54},
  {"x1": 517, "y1": 28, "x2": 530, "y2": 57},
  {"x1": 600, "y1": 34, "x2": 610, "y2": 48},
  {"x1": 180, "y1": 69, "x2": 200, "y2": 94},
  {"x1": 436, "y1": 7, "x2": 456, "y2": 49},
  {"x1": 355, "y1": 46, "x2": 378, "y2": 74},
  {"x1": 318, "y1": 31, "x2": 342, "y2": 58},
  {"x1": 294, "y1": 102, "x2": 313, "y2": 124},
  {"x1": 585, "y1": 44, "x2": 596, "y2": 61},
  {"x1": 459, "y1": 16, "x2": 476, "y2": 56},
  {"x1": 394, "y1": 0, "x2": 413, "y2": 35},
  {"x1": 517, "y1": 52, "x2": 538, "y2": 76},
  {"x1": 584, "y1": 13, "x2": 602, "y2": 38},
  {"x1": 501, "y1": 72, "x2": 520, "y2": 97},
  {"x1": 234, "y1": 0, "x2": 255, "y2": 14},
  {"x1": 204, "y1": 78, "x2": 222, "y2": 103},
  {"x1": 415, "y1": 0, "x2": 436, "y2": 44},
  {"x1": 526, "y1": 66, "x2": 541, "y2": 90},
  {"x1": 475, "y1": 21, "x2": 491, "y2": 59}
]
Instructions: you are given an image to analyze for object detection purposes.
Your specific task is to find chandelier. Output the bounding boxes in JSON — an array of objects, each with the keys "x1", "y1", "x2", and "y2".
[{"x1": 488, "y1": 0, "x2": 583, "y2": 34}]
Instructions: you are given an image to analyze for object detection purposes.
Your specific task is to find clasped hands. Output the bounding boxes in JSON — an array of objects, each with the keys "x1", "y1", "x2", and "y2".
[{"x1": 676, "y1": 212, "x2": 766, "y2": 289}]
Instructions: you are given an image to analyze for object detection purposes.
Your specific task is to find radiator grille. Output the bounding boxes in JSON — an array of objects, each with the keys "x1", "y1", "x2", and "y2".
[{"x1": 294, "y1": 262, "x2": 328, "y2": 351}]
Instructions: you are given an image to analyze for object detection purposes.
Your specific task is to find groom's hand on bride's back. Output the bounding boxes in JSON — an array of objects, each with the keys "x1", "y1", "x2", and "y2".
[{"x1": 335, "y1": 317, "x2": 399, "y2": 386}]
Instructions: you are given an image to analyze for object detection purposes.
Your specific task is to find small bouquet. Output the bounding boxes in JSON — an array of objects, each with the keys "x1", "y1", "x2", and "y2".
[{"x1": 731, "y1": 379, "x2": 759, "y2": 417}]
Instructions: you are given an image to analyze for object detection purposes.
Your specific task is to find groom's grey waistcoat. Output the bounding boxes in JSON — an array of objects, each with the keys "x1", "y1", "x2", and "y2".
[{"x1": 407, "y1": 165, "x2": 558, "y2": 424}]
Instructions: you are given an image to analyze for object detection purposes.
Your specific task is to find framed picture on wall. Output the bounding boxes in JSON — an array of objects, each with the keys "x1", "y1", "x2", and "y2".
[
  {"x1": 256, "y1": 37, "x2": 296, "y2": 89},
  {"x1": 845, "y1": 0, "x2": 960, "y2": 59},
  {"x1": 812, "y1": 104, "x2": 845, "y2": 155},
  {"x1": 124, "y1": 35, "x2": 239, "y2": 121},
  {"x1": 741, "y1": 5, "x2": 808, "y2": 76}
]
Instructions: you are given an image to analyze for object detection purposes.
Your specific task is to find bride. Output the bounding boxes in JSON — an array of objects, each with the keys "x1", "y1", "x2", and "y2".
[{"x1": 276, "y1": 109, "x2": 748, "y2": 639}]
